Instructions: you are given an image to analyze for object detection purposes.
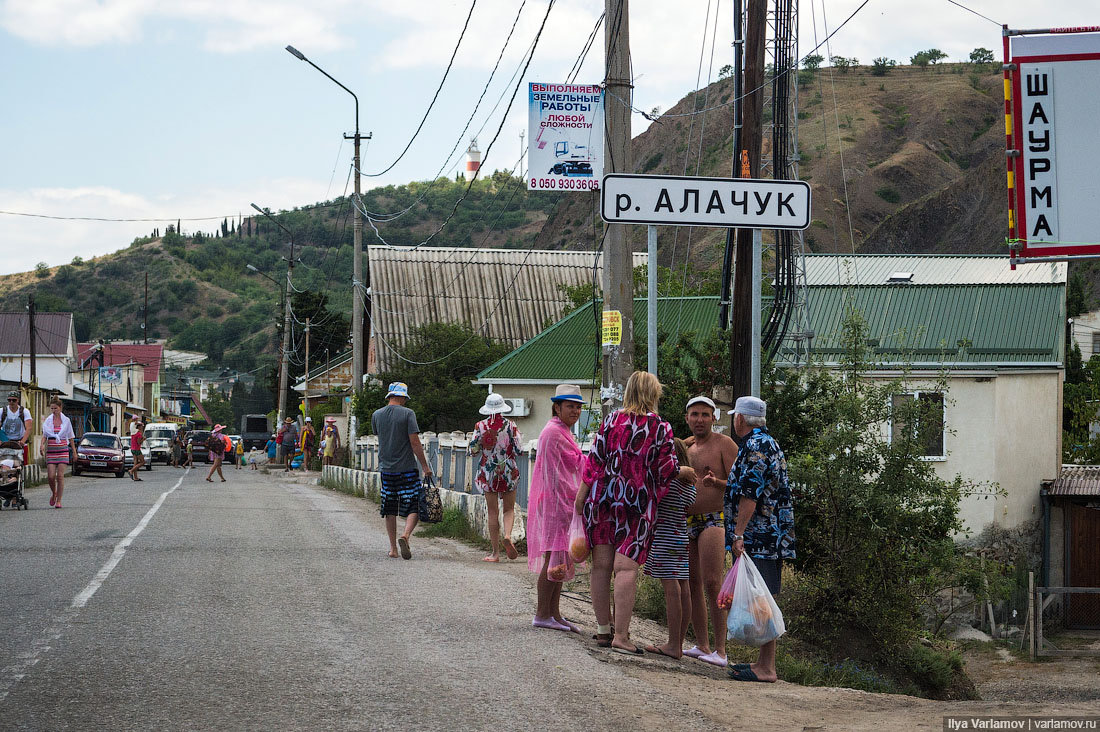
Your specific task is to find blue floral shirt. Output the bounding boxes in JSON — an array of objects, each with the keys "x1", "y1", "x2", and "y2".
[{"x1": 725, "y1": 427, "x2": 796, "y2": 561}]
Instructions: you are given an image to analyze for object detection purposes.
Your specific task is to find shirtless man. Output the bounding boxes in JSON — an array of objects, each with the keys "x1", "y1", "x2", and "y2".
[{"x1": 682, "y1": 396, "x2": 739, "y2": 667}]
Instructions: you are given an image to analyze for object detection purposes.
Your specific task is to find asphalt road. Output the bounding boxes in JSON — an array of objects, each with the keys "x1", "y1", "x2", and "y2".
[{"x1": 0, "y1": 464, "x2": 706, "y2": 731}]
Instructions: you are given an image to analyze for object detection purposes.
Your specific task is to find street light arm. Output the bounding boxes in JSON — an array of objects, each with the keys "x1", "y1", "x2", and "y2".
[{"x1": 285, "y1": 45, "x2": 359, "y2": 135}]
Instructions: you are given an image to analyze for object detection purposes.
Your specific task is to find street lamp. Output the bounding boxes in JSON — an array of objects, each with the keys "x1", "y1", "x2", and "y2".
[
  {"x1": 285, "y1": 44, "x2": 370, "y2": 445},
  {"x1": 248, "y1": 204, "x2": 296, "y2": 426}
]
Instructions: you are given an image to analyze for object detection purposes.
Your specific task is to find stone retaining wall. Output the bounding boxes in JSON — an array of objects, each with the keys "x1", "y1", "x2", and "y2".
[{"x1": 320, "y1": 465, "x2": 527, "y2": 543}]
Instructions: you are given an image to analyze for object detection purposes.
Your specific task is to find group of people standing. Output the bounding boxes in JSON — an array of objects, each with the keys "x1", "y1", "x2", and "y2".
[{"x1": 514, "y1": 372, "x2": 794, "y2": 684}]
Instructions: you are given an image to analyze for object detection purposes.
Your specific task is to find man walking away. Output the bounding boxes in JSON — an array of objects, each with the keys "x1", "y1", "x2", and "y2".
[
  {"x1": 684, "y1": 396, "x2": 738, "y2": 667},
  {"x1": 371, "y1": 382, "x2": 433, "y2": 560},
  {"x1": 724, "y1": 396, "x2": 795, "y2": 684}
]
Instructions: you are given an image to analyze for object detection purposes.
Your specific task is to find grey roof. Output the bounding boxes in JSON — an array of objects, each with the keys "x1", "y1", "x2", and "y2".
[
  {"x1": 370, "y1": 247, "x2": 647, "y2": 371},
  {"x1": 0, "y1": 312, "x2": 74, "y2": 356},
  {"x1": 1048, "y1": 465, "x2": 1100, "y2": 497},
  {"x1": 804, "y1": 254, "x2": 1067, "y2": 287}
]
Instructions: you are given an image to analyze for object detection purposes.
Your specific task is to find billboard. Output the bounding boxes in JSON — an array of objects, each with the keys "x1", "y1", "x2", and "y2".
[
  {"x1": 528, "y1": 83, "x2": 603, "y2": 191},
  {"x1": 99, "y1": 366, "x2": 123, "y2": 384},
  {"x1": 1006, "y1": 28, "x2": 1100, "y2": 260}
]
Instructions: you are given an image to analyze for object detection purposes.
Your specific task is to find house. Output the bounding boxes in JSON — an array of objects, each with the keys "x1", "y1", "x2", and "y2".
[
  {"x1": 369, "y1": 246, "x2": 647, "y2": 375},
  {"x1": 478, "y1": 254, "x2": 1066, "y2": 535},
  {"x1": 293, "y1": 349, "x2": 352, "y2": 411},
  {"x1": 0, "y1": 312, "x2": 78, "y2": 396},
  {"x1": 1041, "y1": 467, "x2": 1100, "y2": 626}
]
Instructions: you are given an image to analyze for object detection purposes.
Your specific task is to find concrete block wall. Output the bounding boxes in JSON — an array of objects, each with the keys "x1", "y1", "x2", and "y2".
[{"x1": 321, "y1": 465, "x2": 527, "y2": 544}]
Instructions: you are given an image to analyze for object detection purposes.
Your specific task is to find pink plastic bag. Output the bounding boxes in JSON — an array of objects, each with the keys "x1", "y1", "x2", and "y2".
[
  {"x1": 568, "y1": 512, "x2": 589, "y2": 563},
  {"x1": 717, "y1": 554, "x2": 741, "y2": 610}
]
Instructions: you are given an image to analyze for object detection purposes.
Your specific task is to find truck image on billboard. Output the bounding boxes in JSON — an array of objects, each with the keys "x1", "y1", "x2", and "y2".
[{"x1": 528, "y1": 83, "x2": 604, "y2": 192}]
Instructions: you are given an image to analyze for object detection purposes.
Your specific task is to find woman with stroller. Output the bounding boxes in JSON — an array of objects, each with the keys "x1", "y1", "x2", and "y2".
[
  {"x1": 468, "y1": 393, "x2": 523, "y2": 562},
  {"x1": 40, "y1": 397, "x2": 76, "y2": 508}
]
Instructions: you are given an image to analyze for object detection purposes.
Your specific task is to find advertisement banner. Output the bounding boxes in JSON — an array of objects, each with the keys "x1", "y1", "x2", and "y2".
[
  {"x1": 528, "y1": 83, "x2": 604, "y2": 192},
  {"x1": 99, "y1": 366, "x2": 123, "y2": 384}
]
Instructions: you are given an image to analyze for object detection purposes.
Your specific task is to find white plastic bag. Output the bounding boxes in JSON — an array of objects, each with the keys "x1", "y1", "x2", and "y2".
[{"x1": 726, "y1": 554, "x2": 786, "y2": 647}]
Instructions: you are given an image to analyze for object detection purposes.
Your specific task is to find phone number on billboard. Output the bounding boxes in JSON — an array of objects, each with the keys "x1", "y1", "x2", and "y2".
[{"x1": 530, "y1": 178, "x2": 600, "y2": 191}]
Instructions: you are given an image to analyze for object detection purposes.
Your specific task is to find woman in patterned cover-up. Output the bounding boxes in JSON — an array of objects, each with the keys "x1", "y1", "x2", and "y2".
[
  {"x1": 469, "y1": 393, "x2": 523, "y2": 562},
  {"x1": 39, "y1": 397, "x2": 76, "y2": 509},
  {"x1": 575, "y1": 371, "x2": 694, "y2": 655}
]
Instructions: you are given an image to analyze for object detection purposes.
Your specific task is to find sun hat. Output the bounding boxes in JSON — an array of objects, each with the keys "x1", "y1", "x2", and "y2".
[
  {"x1": 728, "y1": 396, "x2": 766, "y2": 418},
  {"x1": 304, "y1": 416, "x2": 312, "y2": 422},
  {"x1": 685, "y1": 395, "x2": 717, "y2": 412},
  {"x1": 212, "y1": 424, "x2": 226, "y2": 433},
  {"x1": 479, "y1": 393, "x2": 512, "y2": 416},
  {"x1": 284, "y1": 417, "x2": 294, "y2": 423},
  {"x1": 386, "y1": 382, "x2": 410, "y2": 399},
  {"x1": 550, "y1": 384, "x2": 585, "y2": 403}
]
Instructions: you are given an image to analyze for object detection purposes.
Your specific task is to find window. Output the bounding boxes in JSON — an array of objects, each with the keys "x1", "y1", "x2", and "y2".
[
  {"x1": 890, "y1": 391, "x2": 945, "y2": 459},
  {"x1": 1092, "y1": 333, "x2": 1100, "y2": 357}
]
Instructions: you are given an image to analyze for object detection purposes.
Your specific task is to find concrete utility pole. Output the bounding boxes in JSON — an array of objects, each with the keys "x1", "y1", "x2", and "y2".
[
  {"x1": 27, "y1": 293, "x2": 36, "y2": 386},
  {"x1": 729, "y1": 0, "x2": 767, "y2": 399},
  {"x1": 250, "y1": 204, "x2": 296, "y2": 427},
  {"x1": 603, "y1": 0, "x2": 634, "y2": 413}
]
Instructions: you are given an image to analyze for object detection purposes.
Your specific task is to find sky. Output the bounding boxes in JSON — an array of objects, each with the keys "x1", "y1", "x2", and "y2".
[{"x1": 0, "y1": 0, "x2": 1093, "y2": 274}]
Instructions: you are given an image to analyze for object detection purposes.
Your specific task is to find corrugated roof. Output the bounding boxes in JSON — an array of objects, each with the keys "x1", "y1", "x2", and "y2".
[
  {"x1": 0, "y1": 312, "x2": 74, "y2": 356},
  {"x1": 477, "y1": 297, "x2": 718, "y2": 381},
  {"x1": 1049, "y1": 465, "x2": 1100, "y2": 496},
  {"x1": 794, "y1": 284, "x2": 1064, "y2": 366},
  {"x1": 76, "y1": 343, "x2": 164, "y2": 384},
  {"x1": 804, "y1": 254, "x2": 1067, "y2": 286},
  {"x1": 370, "y1": 247, "x2": 647, "y2": 372}
]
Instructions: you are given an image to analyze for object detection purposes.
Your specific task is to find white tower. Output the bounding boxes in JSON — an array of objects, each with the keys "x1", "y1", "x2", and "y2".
[{"x1": 464, "y1": 138, "x2": 481, "y2": 181}]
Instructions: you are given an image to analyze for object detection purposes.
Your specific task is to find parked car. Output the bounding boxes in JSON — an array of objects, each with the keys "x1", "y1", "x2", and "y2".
[
  {"x1": 189, "y1": 430, "x2": 212, "y2": 463},
  {"x1": 73, "y1": 432, "x2": 126, "y2": 478},
  {"x1": 124, "y1": 440, "x2": 153, "y2": 471}
]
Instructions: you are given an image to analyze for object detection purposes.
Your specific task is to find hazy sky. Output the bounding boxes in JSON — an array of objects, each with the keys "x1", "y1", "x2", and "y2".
[{"x1": 0, "y1": 0, "x2": 1092, "y2": 273}]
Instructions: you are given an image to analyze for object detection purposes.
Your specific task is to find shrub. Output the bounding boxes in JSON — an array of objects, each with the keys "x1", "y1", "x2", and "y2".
[
  {"x1": 876, "y1": 187, "x2": 901, "y2": 203},
  {"x1": 34, "y1": 262, "x2": 49, "y2": 278}
]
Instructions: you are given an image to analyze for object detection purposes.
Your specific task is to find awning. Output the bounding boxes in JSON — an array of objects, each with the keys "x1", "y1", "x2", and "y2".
[{"x1": 1048, "y1": 465, "x2": 1100, "y2": 497}]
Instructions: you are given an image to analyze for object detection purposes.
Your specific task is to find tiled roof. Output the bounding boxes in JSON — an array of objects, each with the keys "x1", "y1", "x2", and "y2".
[
  {"x1": 76, "y1": 343, "x2": 164, "y2": 384},
  {"x1": 371, "y1": 247, "x2": 647, "y2": 372},
  {"x1": 0, "y1": 312, "x2": 74, "y2": 356},
  {"x1": 1049, "y1": 465, "x2": 1100, "y2": 496}
]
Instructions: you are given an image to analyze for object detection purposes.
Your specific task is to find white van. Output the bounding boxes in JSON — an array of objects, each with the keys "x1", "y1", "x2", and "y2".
[{"x1": 142, "y1": 422, "x2": 180, "y2": 463}]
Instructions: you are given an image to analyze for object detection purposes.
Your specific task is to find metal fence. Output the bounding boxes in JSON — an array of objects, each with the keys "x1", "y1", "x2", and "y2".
[{"x1": 1030, "y1": 575, "x2": 1100, "y2": 658}]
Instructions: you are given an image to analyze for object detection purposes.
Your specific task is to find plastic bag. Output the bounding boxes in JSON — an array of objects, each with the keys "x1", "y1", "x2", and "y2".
[
  {"x1": 568, "y1": 512, "x2": 589, "y2": 563},
  {"x1": 716, "y1": 557, "x2": 740, "y2": 610},
  {"x1": 725, "y1": 554, "x2": 786, "y2": 647},
  {"x1": 543, "y1": 550, "x2": 575, "y2": 583}
]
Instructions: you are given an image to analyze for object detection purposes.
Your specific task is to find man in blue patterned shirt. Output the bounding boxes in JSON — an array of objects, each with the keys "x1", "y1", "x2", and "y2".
[{"x1": 724, "y1": 395, "x2": 795, "y2": 683}]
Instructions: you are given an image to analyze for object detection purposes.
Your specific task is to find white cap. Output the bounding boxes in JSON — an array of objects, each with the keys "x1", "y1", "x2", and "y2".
[
  {"x1": 304, "y1": 416, "x2": 312, "y2": 422},
  {"x1": 685, "y1": 396, "x2": 717, "y2": 412}
]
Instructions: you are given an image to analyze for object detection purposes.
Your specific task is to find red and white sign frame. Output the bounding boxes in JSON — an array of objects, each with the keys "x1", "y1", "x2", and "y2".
[{"x1": 1005, "y1": 26, "x2": 1100, "y2": 262}]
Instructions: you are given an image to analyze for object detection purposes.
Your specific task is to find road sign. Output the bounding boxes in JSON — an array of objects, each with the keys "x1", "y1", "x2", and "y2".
[{"x1": 600, "y1": 173, "x2": 811, "y2": 229}]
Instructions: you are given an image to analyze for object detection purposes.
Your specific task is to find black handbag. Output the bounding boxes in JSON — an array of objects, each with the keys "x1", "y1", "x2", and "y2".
[{"x1": 418, "y1": 475, "x2": 443, "y2": 523}]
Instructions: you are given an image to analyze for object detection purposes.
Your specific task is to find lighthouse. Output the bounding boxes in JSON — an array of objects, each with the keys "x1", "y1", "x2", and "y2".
[{"x1": 463, "y1": 138, "x2": 481, "y2": 181}]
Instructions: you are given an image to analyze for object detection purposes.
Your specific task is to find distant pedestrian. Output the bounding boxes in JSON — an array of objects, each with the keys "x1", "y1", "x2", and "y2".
[
  {"x1": 234, "y1": 438, "x2": 244, "y2": 470},
  {"x1": 575, "y1": 371, "x2": 692, "y2": 654},
  {"x1": 469, "y1": 393, "x2": 523, "y2": 562},
  {"x1": 3, "y1": 390, "x2": 33, "y2": 467},
  {"x1": 643, "y1": 438, "x2": 696, "y2": 659},
  {"x1": 248, "y1": 447, "x2": 260, "y2": 470},
  {"x1": 265, "y1": 434, "x2": 277, "y2": 462},
  {"x1": 128, "y1": 421, "x2": 145, "y2": 482},
  {"x1": 40, "y1": 397, "x2": 76, "y2": 508},
  {"x1": 724, "y1": 396, "x2": 795, "y2": 684},
  {"x1": 526, "y1": 384, "x2": 586, "y2": 633},
  {"x1": 279, "y1": 417, "x2": 298, "y2": 472},
  {"x1": 322, "y1": 420, "x2": 340, "y2": 466},
  {"x1": 205, "y1": 424, "x2": 227, "y2": 483},
  {"x1": 184, "y1": 435, "x2": 194, "y2": 467},
  {"x1": 300, "y1": 417, "x2": 315, "y2": 471},
  {"x1": 371, "y1": 382, "x2": 433, "y2": 560}
]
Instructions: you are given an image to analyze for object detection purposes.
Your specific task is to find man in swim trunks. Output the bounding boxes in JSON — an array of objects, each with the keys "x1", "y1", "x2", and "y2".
[{"x1": 683, "y1": 396, "x2": 738, "y2": 667}]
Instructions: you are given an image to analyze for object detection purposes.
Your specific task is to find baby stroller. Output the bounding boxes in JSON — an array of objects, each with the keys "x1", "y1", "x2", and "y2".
[{"x1": 0, "y1": 442, "x2": 27, "y2": 510}]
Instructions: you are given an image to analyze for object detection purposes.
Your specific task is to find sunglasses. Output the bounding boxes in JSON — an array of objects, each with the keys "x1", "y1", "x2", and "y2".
[{"x1": 7, "y1": 398, "x2": 17, "y2": 402}]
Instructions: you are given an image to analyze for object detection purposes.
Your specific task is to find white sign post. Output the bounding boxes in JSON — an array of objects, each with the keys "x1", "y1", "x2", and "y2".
[{"x1": 601, "y1": 173, "x2": 811, "y2": 395}]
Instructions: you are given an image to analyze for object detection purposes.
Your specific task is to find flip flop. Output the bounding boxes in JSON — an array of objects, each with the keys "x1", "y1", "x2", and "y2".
[
  {"x1": 645, "y1": 645, "x2": 681, "y2": 659},
  {"x1": 611, "y1": 644, "x2": 644, "y2": 656},
  {"x1": 556, "y1": 618, "x2": 582, "y2": 634},
  {"x1": 398, "y1": 536, "x2": 412, "y2": 560},
  {"x1": 532, "y1": 616, "x2": 569, "y2": 631},
  {"x1": 728, "y1": 665, "x2": 771, "y2": 682},
  {"x1": 482, "y1": 556, "x2": 500, "y2": 563},
  {"x1": 501, "y1": 537, "x2": 518, "y2": 560}
]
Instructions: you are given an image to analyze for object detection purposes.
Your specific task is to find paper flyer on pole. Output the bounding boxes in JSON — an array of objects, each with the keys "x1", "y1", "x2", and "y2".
[{"x1": 528, "y1": 82, "x2": 604, "y2": 191}]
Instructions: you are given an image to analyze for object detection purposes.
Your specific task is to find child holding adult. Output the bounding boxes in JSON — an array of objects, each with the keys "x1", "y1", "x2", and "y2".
[
  {"x1": 40, "y1": 397, "x2": 76, "y2": 508},
  {"x1": 642, "y1": 438, "x2": 696, "y2": 659},
  {"x1": 526, "y1": 384, "x2": 587, "y2": 633},
  {"x1": 468, "y1": 393, "x2": 523, "y2": 562}
]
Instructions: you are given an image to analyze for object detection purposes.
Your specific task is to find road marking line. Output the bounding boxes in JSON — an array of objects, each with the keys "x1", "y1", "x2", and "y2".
[{"x1": 72, "y1": 472, "x2": 185, "y2": 608}]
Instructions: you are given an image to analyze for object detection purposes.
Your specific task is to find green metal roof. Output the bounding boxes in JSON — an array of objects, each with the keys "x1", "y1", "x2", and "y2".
[
  {"x1": 476, "y1": 297, "x2": 719, "y2": 381},
  {"x1": 793, "y1": 284, "x2": 1065, "y2": 367},
  {"x1": 478, "y1": 279, "x2": 1065, "y2": 381}
]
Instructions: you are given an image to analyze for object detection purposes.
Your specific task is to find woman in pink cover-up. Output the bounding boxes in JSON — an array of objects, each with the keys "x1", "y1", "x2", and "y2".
[{"x1": 526, "y1": 384, "x2": 587, "y2": 633}]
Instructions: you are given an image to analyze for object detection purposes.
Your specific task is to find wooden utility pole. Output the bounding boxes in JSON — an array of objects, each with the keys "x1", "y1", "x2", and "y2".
[
  {"x1": 603, "y1": 0, "x2": 634, "y2": 412},
  {"x1": 304, "y1": 317, "x2": 311, "y2": 413},
  {"x1": 27, "y1": 293, "x2": 36, "y2": 386},
  {"x1": 729, "y1": 0, "x2": 767, "y2": 399}
]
